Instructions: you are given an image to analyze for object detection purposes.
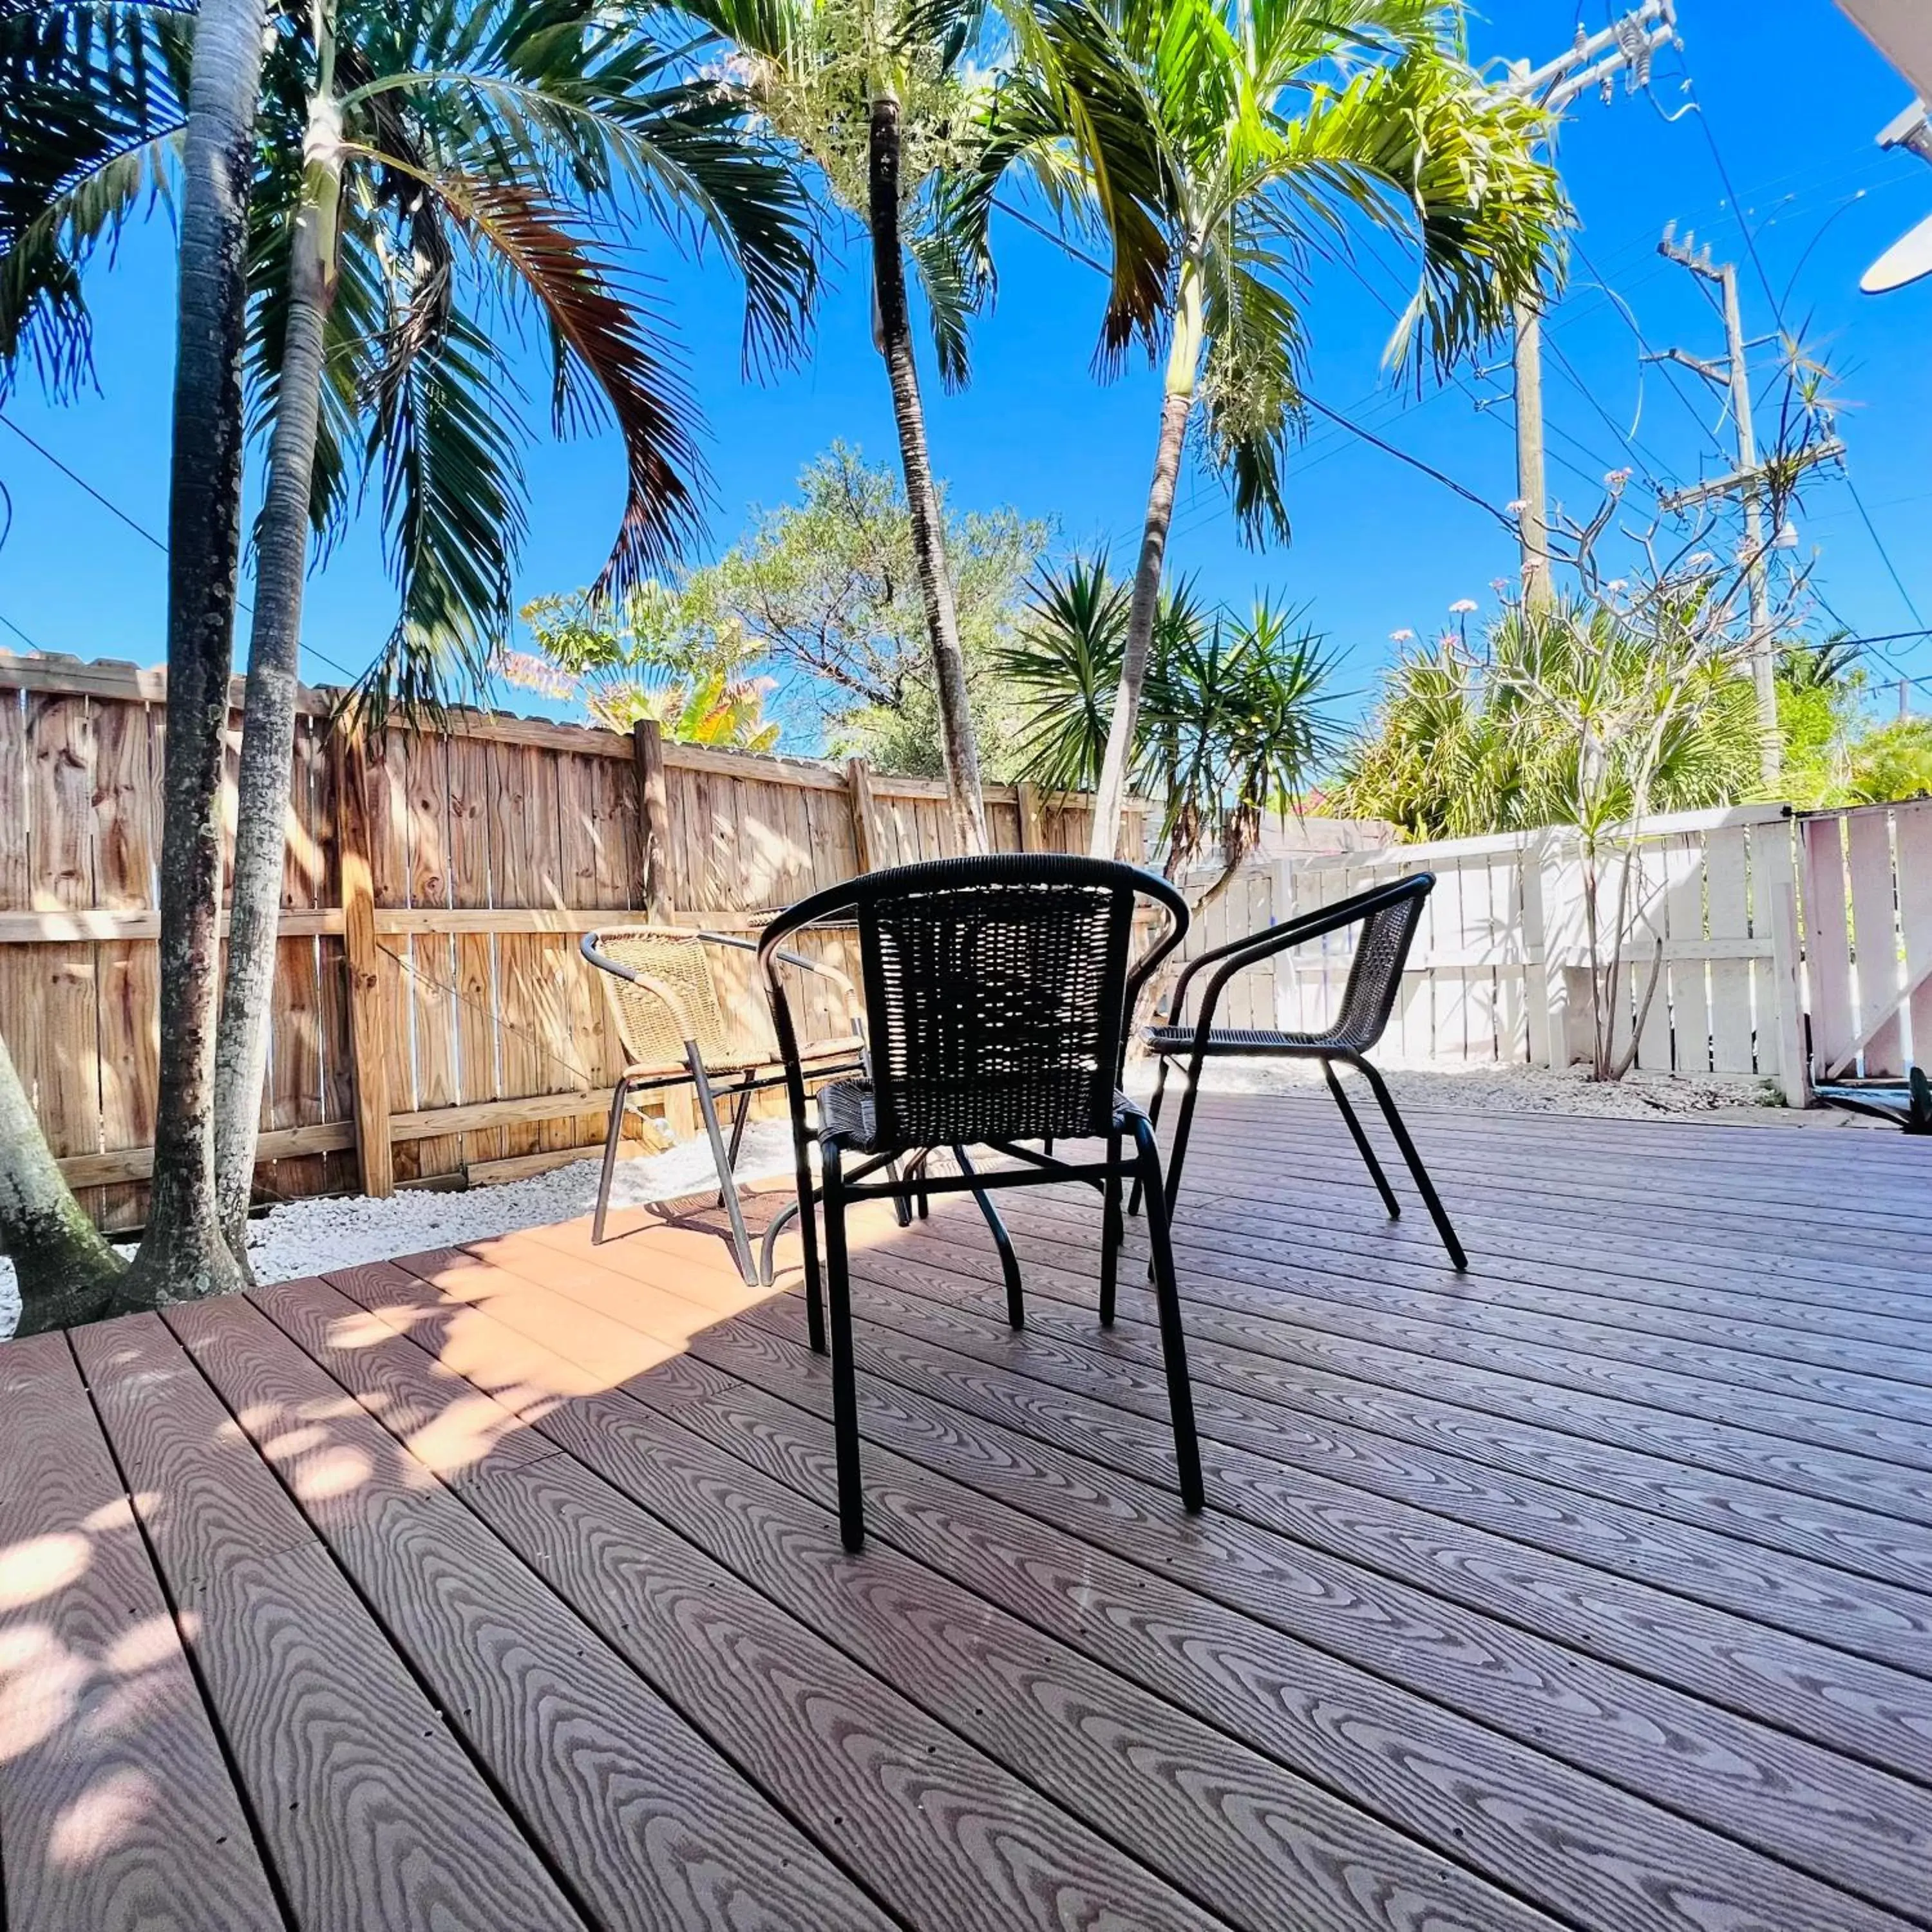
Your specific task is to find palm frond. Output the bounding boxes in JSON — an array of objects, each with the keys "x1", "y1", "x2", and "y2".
[{"x1": 384, "y1": 160, "x2": 705, "y2": 595}]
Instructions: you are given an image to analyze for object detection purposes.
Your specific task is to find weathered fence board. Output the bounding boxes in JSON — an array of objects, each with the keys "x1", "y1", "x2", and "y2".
[{"x1": 0, "y1": 654, "x2": 1142, "y2": 1226}]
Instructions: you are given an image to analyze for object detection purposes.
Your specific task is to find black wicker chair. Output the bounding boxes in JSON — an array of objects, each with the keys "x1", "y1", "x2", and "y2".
[
  {"x1": 759, "y1": 854, "x2": 1205, "y2": 1552},
  {"x1": 1135, "y1": 871, "x2": 1466, "y2": 1271}
]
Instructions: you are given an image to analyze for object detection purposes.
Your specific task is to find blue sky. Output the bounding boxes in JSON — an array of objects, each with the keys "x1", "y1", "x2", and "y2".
[{"x1": 3, "y1": 0, "x2": 1930, "y2": 742}]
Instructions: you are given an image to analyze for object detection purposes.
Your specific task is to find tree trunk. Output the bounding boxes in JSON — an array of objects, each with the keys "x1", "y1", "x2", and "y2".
[
  {"x1": 214, "y1": 46, "x2": 342, "y2": 1260},
  {"x1": 117, "y1": 0, "x2": 267, "y2": 1312},
  {"x1": 867, "y1": 90, "x2": 986, "y2": 856},
  {"x1": 0, "y1": 1032, "x2": 126, "y2": 1335},
  {"x1": 1090, "y1": 259, "x2": 1202, "y2": 860}
]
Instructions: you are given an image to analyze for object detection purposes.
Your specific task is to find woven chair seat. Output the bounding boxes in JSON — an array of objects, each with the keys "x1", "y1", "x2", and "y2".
[
  {"x1": 1145, "y1": 1023, "x2": 1346, "y2": 1056},
  {"x1": 819, "y1": 1078, "x2": 1136, "y2": 1153}
]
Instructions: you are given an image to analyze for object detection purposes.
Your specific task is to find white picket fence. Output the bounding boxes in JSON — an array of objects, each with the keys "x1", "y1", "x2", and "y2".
[{"x1": 1178, "y1": 804, "x2": 1809, "y2": 1097}]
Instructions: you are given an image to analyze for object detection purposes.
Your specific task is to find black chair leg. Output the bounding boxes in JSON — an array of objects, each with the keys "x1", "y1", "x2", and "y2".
[
  {"x1": 1323, "y1": 1059, "x2": 1402, "y2": 1220},
  {"x1": 1352, "y1": 1059, "x2": 1468, "y2": 1271},
  {"x1": 1099, "y1": 1130, "x2": 1122, "y2": 1326},
  {"x1": 1130, "y1": 1113, "x2": 1204, "y2": 1513},
  {"x1": 820, "y1": 1142, "x2": 866, "y2": 1551},
  {"x1": 688, "y1": 1046, "x2": 759, "y2": 1285},
  {"x1": 591, "y1": 1076, "x2": 632, "y2": 1245},
  {"x1": 786, "y1": 1116, "x2": 826, "y2": 1351},
  {"x1": 1161, "y1": 1048, "x2": 1211, "y2": 1218},
  {"x1": 954, "y1": 1144, "x2": 1024, "y2": 1329},
  {"x1": 1127, "y1": 1058, "x2": 1170, "y2": 1218}
]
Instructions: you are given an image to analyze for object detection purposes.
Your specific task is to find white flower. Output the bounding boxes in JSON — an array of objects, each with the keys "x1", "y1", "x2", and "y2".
[
  {"x1": 1448, "y1": 598, "x2": 1478, "y2": 614},
  {"x1": 1390, "y1": 628, "x2": 1415, "y2": 643},
  {"x1": 1506, "y1": 498, "x2": 1529, "y2": 515}
]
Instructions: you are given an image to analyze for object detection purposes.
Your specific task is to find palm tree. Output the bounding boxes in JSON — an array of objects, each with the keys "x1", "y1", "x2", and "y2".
[
  {"x1": 144, "y1": 0, "x2": 272, "y2": 1304},
  {"x1": 989, "y1": 0, "x2": 1565, "y2": 857},
  {"x1": 688, "y1": 0, "x2": 1004, "y2": 853},
  {"x1": 6, "y1": 0, "x2": 818, "y2": 1266},
  {"x1": 1001, "y1": 553, "x2": 1336, "y2": 905}
]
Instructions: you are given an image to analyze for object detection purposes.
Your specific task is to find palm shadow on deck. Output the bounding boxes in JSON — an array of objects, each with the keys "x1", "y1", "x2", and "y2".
[{"x1": 3, "y1": 1092, "x2": 1931, "y2": 1932}]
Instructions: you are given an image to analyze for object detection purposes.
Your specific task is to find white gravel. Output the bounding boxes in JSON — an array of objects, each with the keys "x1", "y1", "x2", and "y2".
[
  {"x1": 1171, "y1": 1056, "x2": 1786, "y2": 1119},
  {"x1": 0, "y1": 1063, "x2": 1795, "y2": 1340}
]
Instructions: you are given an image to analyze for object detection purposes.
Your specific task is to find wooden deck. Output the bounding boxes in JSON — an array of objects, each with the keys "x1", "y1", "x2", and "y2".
[{"x1": 4, "y1": 1091, "x2": 1931, "y2": 1932}]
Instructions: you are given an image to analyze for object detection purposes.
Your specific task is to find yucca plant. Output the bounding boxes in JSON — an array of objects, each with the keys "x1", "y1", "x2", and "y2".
[
  {"x1": 1001, "y1": 552, "x2": 1337, "y2": 904},
  {"x1": 5, "y1": 0, "x2": 818, "y2": 1273}
]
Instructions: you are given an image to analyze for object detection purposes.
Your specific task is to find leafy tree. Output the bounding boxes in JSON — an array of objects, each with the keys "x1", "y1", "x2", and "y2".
[
  {"x1": 1001, "y1": 553, "x2": 1338, "y2": 905},
  {"x1": 6, "y1": 0, "x2": 817, "y2": 1265},
  {"x1": 505, "y1": 589, "x2": 781, "y2": 746},
  {"x1": 688, "y1": 0, "x2": 1014, "y2": 849},
  {"x1": 982, "y1": 0, "x2": 1566, "y2": 857},
  {"x1": 1336, "y1": 589, "x2": 1766, "y2": 1081},
  {"x1": 618, "y1": 443, "x2": 1048, "y2": 775},
  {"x1": 1778, "y1": 639, "x2": 1932, "y2": 807}
]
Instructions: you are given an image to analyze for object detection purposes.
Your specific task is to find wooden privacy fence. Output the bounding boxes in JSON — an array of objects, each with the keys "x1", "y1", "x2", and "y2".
[
  {"x1": 0, "y1": 653, "x2": 1141, "y2": 1230},
  {"x1": 1178, "y1": 803, "x2": 1810, "y2": 1097}
]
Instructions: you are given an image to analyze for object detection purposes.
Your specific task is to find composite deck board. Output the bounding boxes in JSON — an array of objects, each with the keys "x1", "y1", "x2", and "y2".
[
  {"x1": 260, "y1": 1271, "x2": 1234, "y2": 1932},
  {"x1": 3, "y1": 1094, "x2": 1928, "y2": 1932},
  {"x1": 366, "y1": 1251, "x2": 1916, "y2": 1932},
  {"x1": 867, "y1": 1211, "x2": 1932, "y2": 1676},
  {"x1": 70, "y1": 1314, "x2": 585, "y2": 1932},
  {"x1": 800, "y1": 1238, "x2": 1932, "y2": 1748},
  {"x1": 216, "y1": 1282, "x2": 899, "y2": 1932},
  {"x1": 657, "y1": 1327, "x2": 1921, "y2": 1932},
  {"x1": 0, "y1": 1334, "x2": 283, "y2": 1932},
  {"x1": 715, "y1": 1289, "x2": 1932, "y2": 1915},
  {"x1": 337, "y1": 1255, "x2": 1567, "y2": 1932}
]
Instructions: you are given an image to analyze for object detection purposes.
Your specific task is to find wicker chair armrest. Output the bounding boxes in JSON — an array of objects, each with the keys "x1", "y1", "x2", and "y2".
[{"x1": 697, "y1": 930, "x2": 860, "y2": 1007}]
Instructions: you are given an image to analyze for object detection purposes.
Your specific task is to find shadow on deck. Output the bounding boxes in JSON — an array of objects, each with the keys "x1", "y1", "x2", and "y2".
[{"x1": 3, "y1": 1091, "x2": 1931, "y2": 1932}]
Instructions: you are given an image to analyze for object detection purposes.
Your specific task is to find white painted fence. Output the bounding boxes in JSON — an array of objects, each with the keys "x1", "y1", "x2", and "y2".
[
  {"x1": 1178, "y1": 804, "x2": 1809, "y2": 1097},
  {"x1": 1799, "y1": 798, "x2": 1932, "y2": 1083}
]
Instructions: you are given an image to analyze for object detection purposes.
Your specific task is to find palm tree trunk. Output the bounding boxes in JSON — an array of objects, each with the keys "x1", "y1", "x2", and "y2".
[
  {"x1": 867, "y1": 90, "x2": 986, "y2": 855},
  {"x1": 1090, "y1": 260, "x2": 1203, "y2": 860},
  {"x1": 214, "y1": 37, "x2": 342, "y2": 1258},
  {"x1": 0, "y1": 1032, "x2": 126, "y2": 1335},
  {"x1": 118, "y1": 0, "x2": 267, "y2": 1311}
]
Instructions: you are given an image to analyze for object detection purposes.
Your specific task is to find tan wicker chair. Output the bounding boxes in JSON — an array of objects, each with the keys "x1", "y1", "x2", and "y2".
[{"x1": 580, "y1": 926, "x2": 867, "y2": 1279}]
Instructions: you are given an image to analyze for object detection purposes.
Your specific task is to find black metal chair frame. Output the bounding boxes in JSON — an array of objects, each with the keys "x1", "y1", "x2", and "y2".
[
  {"x1": 1134, "y1": 871, "x2": 1468, "y2": 1271},
  {"x1": 759, "y1": 854, "x2": 1205, "y2": 1553},
  {"x1": 579, "y1": 930, "x2": 869, "y2": 1283}
]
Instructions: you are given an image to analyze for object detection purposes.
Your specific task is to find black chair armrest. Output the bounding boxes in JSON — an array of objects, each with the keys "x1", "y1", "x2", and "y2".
[{"x1": 1164, "y1": 872, "x2": 1432, "y2": 1037}]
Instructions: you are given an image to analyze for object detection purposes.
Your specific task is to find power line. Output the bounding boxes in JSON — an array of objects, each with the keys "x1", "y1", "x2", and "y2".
[
  {"x1": 0, "y1": 410, "x2": 365, "y2": 685},
  {"x1": 0, "y1": 607, "x2": 47, "y2": 651},
  {"x1": 1845, "y1": 475, "x2": 1928, "y2": 630}
]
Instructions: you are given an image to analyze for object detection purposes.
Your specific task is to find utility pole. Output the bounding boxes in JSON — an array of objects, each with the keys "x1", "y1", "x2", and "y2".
[
  {"x1": 1503, "y1": 2, "x2": 1680, "y2": 611},
  {"x1": 1653, "y1": 225, "x2": 1846, "y2": 787}
]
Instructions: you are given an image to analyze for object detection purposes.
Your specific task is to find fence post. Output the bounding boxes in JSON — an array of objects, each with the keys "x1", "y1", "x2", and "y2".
[
  {"x1": 1758, "y1": 819, "x2": 1812, "y2": 1106},
  {"x1": 332, "y1": 730, "x2": 393, "y2": 1197},
  {"x1": 846, "y1": 757, "x2": 883, "y2": 874},
  {"x1": 631, "y1": 720, "x2": 672, "y2": 918},
  {"x1": 1015, "y1": 781, "x2": 1045, "y2": 853},
  {"x1": 1519, "y1": 832, "x2": 1553, "y2": 1068}
]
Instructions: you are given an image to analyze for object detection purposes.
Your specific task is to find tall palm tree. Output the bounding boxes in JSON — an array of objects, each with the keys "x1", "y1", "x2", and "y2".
[
  {"x1": 6, "y1": 0, "x2": 818, "y2": 1266},
  {"x1": 688, "y1": 0, "x2": 1003, "y2": 852},
  {"x1": 989, "y1": 0, "x2": 1566, "y2": 857},
  {"x1": 139, "y1": 0, "x2": 269, "y2": 1304}
]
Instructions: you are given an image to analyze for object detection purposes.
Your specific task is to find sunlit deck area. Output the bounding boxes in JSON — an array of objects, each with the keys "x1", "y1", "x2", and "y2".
[{"x1": 4, "y1": 1091, "x2": 1931, "y2": 1932}]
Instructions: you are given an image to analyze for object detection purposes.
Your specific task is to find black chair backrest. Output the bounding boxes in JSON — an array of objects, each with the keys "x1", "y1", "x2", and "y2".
[
  {"x1": 759, "y1": 855, "x2": 1189, "y2": 1147},
  {"x1": 1329, "y1": 873, "x2": 1431, "y2": 1052}
]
